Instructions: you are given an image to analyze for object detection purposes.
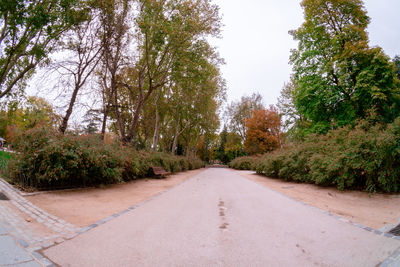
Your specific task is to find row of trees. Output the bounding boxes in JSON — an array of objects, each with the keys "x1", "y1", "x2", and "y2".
[
  {"x1": 0, "y1": 0, "x2": 226, "y2": 156},
  {"x1": 210, "y1": 0, "x2": 400, "y2": 165},
  {"x1": 230, "y1": 0, "x2": 400, "y2": 193}
]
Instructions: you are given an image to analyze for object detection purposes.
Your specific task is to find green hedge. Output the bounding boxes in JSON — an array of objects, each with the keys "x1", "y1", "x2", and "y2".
[
  {"x1": 5, "y1": 128, "x2": 204, "y2": 190},
  {"x1": 228, "y1": 156, "x2": 259, "y2": 170},
  {"x1": 231, "y1": 118, "x2": 400, "y2": 193},
  {"x1": 123, "y1": 151, "x2": 204, "y2": 180}
]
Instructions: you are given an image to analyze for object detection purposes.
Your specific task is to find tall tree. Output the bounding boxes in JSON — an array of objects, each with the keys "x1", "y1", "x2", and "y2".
[
  {"x1": 111, "y1": 0, "x2": 222, "y2": 145},
  {"x1": 225, "y1": 93, "x2": 265, "y2": 143},
  {"x1": 0, "y1": 0, "x2": 86, "y2": 99},
  {"x1": 56, "y1": 11, "x2": 103, "y2": 134},
  {"x1": 277, "y1": 78, "x2": 299, "y2": 132},
  {"x1": 97, "y1": 0, "x2": 130, "y2": 140},
  {"x1": 290, "y1": 0, "x2": 400, "y2": 133},
  {"x1": 0, "y1": 96, "x2": 59, "y2": 142},
  {"x1": 244, "y1": 106, "x2": 281, "y2": 155}
]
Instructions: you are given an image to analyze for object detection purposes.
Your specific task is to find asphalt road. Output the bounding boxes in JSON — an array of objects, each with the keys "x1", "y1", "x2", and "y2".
[{"x1": 43, "y1": 168, "x2": 400, "y2": 266}]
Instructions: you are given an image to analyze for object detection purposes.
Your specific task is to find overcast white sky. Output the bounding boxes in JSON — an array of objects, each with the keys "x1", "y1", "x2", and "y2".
[{"x1": 210, "y1": 0, "x2": 400, "y2": 107}]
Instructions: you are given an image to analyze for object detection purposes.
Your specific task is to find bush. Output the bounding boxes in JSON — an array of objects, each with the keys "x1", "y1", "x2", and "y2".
[
  {"x1": 253, "y1": 119, "x2": 400, "y2": 193},
  {"x1": 229, "y1": 156, "x2": 259, "y2": 170},
  {"x1": 123, "y1": 151, "x2": 204, "y2": 180},
  {"x1": 6, "y1": 128, "x2": 204, "y2": 190},
  {"x1": 7, "y1": 128, "x2": 125, "y2": 189}
]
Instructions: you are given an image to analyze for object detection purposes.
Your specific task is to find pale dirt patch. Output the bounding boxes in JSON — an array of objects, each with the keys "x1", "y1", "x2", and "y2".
[
  {"x1": 233, "y1": 170, "x2": 400, "y2": 230},
  {"x1": 27, "y1": 169, "x2": 206, "y2": 227}
]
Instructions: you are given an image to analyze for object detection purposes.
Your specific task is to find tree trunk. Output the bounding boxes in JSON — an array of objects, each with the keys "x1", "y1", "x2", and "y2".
[
  {"x1": 152, "y1": 107, "x2": 160, "y2": 151},
  {"x1": 124, "y1": 73, "x2": 150, "y2": 143},
  {"x1": 171, "y1": 113, "x2": 181, "y2": 154},
  {"x1": 171, "y1": 128, "x2": 179, "y2": 154},
  {"x1": 101, "y1": 87, "x2": 113, "y2": 141},
  {"x1": 113, "y1": 85, "x2": 126, "y2": 140},
  {"x1": 101, "y1": 104, "x2": 109, "y2": 141},
  {"x1": 59, "y1": 80, "x2": 81, "y2": 134},
  {"x1": 152, "y1": 88, "x2": 161, "y2": 151}
]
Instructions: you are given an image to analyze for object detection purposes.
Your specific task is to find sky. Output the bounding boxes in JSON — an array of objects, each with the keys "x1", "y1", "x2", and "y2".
[{"x1": 210, "y1": 0, "x2": 400, "y2": 107}]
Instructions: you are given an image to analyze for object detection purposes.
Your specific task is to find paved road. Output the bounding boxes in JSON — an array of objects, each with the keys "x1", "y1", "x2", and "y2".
[{"x1": 43, "y1": 168, "x2": 400, "y2": 266}]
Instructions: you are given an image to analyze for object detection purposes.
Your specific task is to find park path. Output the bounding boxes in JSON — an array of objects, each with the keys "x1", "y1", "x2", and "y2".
[{"x1": 43, "y1": 168, "x2": 400, "y2": 266}]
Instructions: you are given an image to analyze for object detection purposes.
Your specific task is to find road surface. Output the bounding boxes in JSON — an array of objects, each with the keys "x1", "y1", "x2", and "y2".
[{"x1": 43, "y1": 168, "x2": 400, "y2": 266}]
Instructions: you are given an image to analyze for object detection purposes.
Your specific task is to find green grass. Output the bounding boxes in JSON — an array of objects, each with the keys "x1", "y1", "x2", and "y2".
[
  {"x1": 0, "y1": 150, "x2": 11, "y2": 160},
  {"x1": 0, "y1": 150, "x2": 11, "y2": 169}
]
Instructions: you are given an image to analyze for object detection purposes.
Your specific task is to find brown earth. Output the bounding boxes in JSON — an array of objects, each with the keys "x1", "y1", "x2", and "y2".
[
  {"x1": 27, "y1": 169, "x2": 205, "y2": 227},
  {"x1": 234, "y1": 169, "x2": 400, "y2": 229}
]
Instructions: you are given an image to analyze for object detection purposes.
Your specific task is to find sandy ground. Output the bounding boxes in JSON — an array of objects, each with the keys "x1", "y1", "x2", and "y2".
[
  {"x1": 27, "y1": 169, "x2": 205, "y2": 227},
  {"x1": 234, "y1": 170, "x2": 400, "y2": 229}
]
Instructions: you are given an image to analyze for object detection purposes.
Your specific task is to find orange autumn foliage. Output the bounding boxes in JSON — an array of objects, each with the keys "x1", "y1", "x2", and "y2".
[{"x1": 244, "y1": 107, "x2": 281, "y2": 155}]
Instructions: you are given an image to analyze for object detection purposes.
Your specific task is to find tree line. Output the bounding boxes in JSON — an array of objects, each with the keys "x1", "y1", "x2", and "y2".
[
  {"x1": 228, "y1": 0, "x2": 400, "y2": 193},
  {"x1": 0, "y1": 0, "x2": 225, "y2": 156},
  {"x1": 212, "y1": 0, "x2": 400, "y2": 166}
]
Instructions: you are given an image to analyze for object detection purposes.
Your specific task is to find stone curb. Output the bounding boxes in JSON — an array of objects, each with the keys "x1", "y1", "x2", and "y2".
[
  {"x1": 231, "y1": 170, "x2": 400, "y2": 267},
  {"x1": 0, "y1": 177, "x2": 81, "y2": 266},
  {"x1": 0, "y1": 225, "x2": 56, "y2": 267}
]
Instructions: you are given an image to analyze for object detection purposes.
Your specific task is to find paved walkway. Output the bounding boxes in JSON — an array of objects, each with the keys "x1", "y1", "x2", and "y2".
[
  {"x1": 40, "y1": 168, "x2": 400, "y2": 267},
  {"x1": 0, "y1": 224, "x2": 45, "y2": 267},
  {"x1": 0, "y1": 179, "x2": 81, "y2": 266}
]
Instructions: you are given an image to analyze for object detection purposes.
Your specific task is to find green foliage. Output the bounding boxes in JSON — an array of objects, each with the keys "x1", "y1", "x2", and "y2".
[
  {"x1": 0, "y1": 96, "x2": 59, "y2": 143},
  {"x1": 210, "y1": 129, "x2": 246, "y2": 164},
  {"x1": 394, "y1": 55, "x2": 400, "y2": 80},
  {"x1": 0, "y1": 0, "x2": 87, "y2": 99},
  {"x1": 123, "y1": 150, "x2": 203, "y2": 179},
  {"x1": 213, "y1": 127, "x2": 229, "y2": 164},
  {"x1": 7, "y1": 128, "x2": 125, "y2": 189},
  {"x1": 252, "y1": 118, "x2": 400, "y2": 193},
  {"x1": 229, "y1": 156, "x2": 258, "y2": 170},
  {"x1": 290, "y1": 0, "x2": 400, "y2": 134},
  {"x1": 5, "y1": 128, "x2": 204, "y2": 190},
  {"x1": 0, "y1": 150, "x2": 11, "y2": 171}
]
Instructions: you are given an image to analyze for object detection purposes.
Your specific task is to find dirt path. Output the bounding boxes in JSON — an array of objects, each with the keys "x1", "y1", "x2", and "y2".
[
  {"x1": 235, "y1": 170, "x2": 400, "y2": 230},
  {"x1": 27, "y1": 169, "x2": 205, "y2": 227},
  {"x1": 43, "y1": 168, "x2": 400, "y2": 267}
]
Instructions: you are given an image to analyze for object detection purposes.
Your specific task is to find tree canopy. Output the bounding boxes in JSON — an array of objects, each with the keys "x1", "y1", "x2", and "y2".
[
  {"x1": 225, "y1": 93, "x2": 265, "y2": 143},
  {"x1": 0, "y1": 0, "x2": 86, "y2": 99},
  {"x1": 289, "y1": 0, "x2": 400, "y2": 133},
  {"x1": 244, "y1": 106, "x2": 281, "y2": 155}
]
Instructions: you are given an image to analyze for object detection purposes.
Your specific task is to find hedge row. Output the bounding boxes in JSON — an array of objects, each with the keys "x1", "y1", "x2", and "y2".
[
  {"x1": 228, "y1": 156, "x2": 258, "y2": 170},
  {"x1": 5, "y1": 128, "x2": 204, "y2": 190},
  {"x1": 231, "y1": 118, "x2": 400, "y2": 193}
]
